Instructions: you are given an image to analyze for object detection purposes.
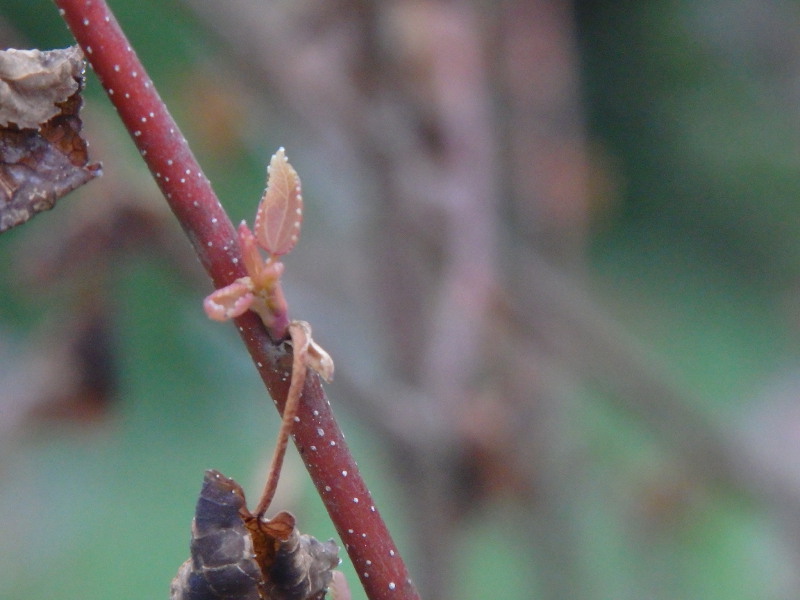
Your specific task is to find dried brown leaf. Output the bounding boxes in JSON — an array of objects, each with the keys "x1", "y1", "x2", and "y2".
[
  {"x1": 0, "y1": 46, "x2": 83, "y2": 128},
  {"x1": 292, "y1": 321, "x2": 334, "y2": 384},
  {"x1": 253, "y1": 147, "x2": 303, "y2": 256},
  {"x1": 172, "y1": 470, "x2": 339, "y2": 600},
  {"x1": 258, "y1": 511, "x2": 340, "y2": 600},
  {"x1": 0, "y1": 46, "x2": 101, "y2": 233},
  {"x1": 171, "y1": 471, "x2": 263, "y2": 600}
]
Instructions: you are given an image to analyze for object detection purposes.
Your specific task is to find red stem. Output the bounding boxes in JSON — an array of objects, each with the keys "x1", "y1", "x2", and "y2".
[{"x1": 54, "y1": 2, "x2": 420, "y2": 599}]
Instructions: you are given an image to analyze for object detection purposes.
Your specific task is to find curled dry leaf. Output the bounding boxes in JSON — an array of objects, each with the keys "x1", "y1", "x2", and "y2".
[
  {"x1": 254, "y1": 147, "x2": 303, "y2": 256},
  {"x1": 289, "y1": 320, "x2": 334, "y2": 383},
  {"x1": 0, "y1": 46, "x2": 101, "y2": 233},
  {"x1": 253, "y1": 511, "x2": 341, "y2": 600},
  {"x1": 171, "y1": 470, "x2": 263, "y2": 600},
  {"x1": 171, "y1": 470, "x2": 340, "y2": 600},
  {"x1": 0, "y1": 46, "x2": 83, "y2": 128}
]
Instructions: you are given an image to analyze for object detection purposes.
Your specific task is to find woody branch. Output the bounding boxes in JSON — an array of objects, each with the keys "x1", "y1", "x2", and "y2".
[{"x1": 53, "y1": 1, "x2": 420, "y2": 599}]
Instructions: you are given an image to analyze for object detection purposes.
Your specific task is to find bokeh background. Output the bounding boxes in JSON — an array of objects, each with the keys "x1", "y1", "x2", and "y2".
[{"x1": 3, "y1": 1, "x2": 800, "y2": 599}]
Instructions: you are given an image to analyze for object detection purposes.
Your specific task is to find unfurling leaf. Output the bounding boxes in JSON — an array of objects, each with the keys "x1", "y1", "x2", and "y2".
[
  {"x1": 203, "y1": 279, "x2": 255, "y2": 321},
  {"x1": 0, "y1": 46, "x2": 101, "y2": 233},
  {"x1": 171, "y1": 470, "x2": 339, "y2": 600},
  {"x1": 254, "y1": 148, "x2": 303, "y2": 256}
]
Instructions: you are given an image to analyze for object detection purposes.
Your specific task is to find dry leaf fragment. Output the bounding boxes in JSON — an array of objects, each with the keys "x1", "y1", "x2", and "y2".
[
  {"x1": 254, "y1": 147, "x2": 303, "y2": 256},
  {"x1": 171, "y1": 471, "x2": 263, "y2": 600},
  {"x1": 327, "y1": 571, "x2": 351, "y2": 600},
  {"x1": 256, "y1": 511, "x2": 340, "y2": 600},
  {"x1": 172, "y1": 470, "x2": 340, "y2": 600},
  {"x1": 0, "y1": 46, "x2": 101, "y2": 233},
  {"x1": 289, "y1": 320, "x2": 334, "y2": 383},
  {"x1": 0, "y1": 46, "x2": 84, "y2": 128}
]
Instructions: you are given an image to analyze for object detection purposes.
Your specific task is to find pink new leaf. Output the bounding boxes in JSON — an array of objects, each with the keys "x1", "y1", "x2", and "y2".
[
  {"x1": 254, "y1": 147, "x2": 303, "y2": 256},
  {"x1": 203, "y1": 280, "x2": 254, "y2": 321},
  {"x1": 237, "y1": 221, "x2": 263, "y2": 280}
]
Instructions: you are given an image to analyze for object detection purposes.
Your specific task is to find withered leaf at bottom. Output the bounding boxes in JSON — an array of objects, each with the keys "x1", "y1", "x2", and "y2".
[
  {"x1": 171, "y1": 470, "x2": 340, "y2": 600},
  {"x1": 171, "y1": 471, "x2": 262, "y2": 600},
  {"x1": 257, "y1": 511, "x2": 340, "y2": 600}
]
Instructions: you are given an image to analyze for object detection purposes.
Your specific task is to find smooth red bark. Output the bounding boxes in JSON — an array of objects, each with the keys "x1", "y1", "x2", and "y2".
[{"x1": 54, "y1": 2, "x2": 419, "y2": 599}]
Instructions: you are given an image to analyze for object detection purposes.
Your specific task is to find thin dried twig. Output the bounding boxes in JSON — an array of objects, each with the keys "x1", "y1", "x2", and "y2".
[{"x1": 255, "y1": 322, "x2": 310, "y2": 519}]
